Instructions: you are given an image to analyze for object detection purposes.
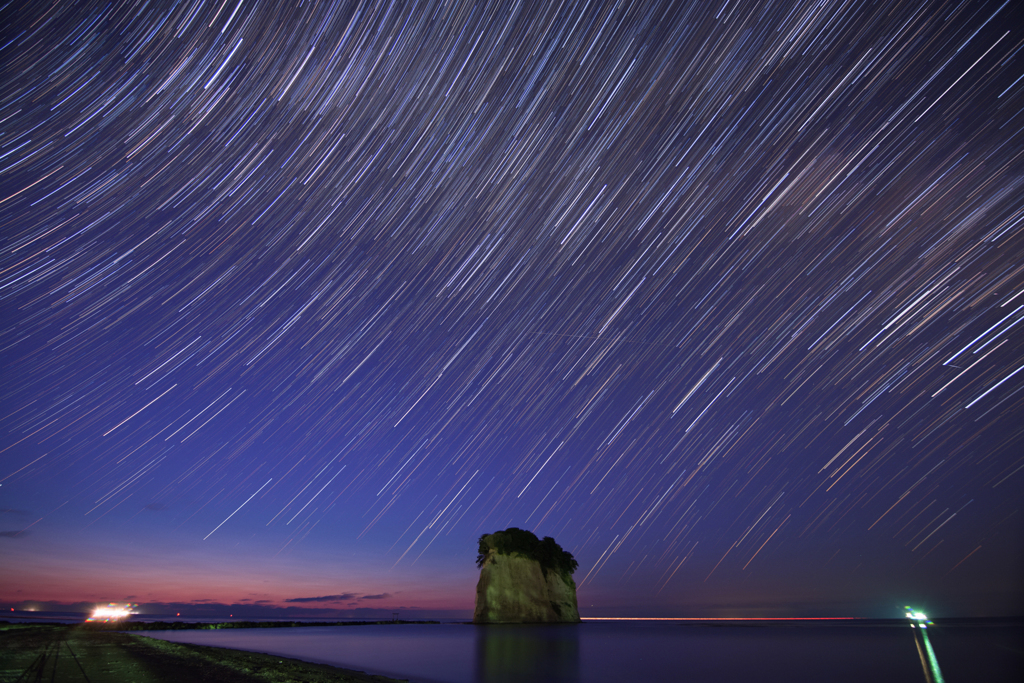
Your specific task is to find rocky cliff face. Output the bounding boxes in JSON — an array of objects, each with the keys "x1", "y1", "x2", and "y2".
[{"x1": 474, "y1": 547, "x2": 581, "y2": 624}]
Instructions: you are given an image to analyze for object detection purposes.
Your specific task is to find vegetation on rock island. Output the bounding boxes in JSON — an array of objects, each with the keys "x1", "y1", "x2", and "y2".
[{"x1": 476, "y1": 527, "x2": 578, "y2": 577}]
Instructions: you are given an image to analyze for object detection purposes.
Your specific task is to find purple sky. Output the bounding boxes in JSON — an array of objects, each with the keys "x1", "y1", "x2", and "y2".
[{"x1": 2, "y1": 0, "x2": 1022, "y2": 619}]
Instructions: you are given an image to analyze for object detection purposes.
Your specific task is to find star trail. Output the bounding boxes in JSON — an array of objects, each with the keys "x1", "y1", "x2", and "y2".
[{"x1": 2, "y1": 0, "x2": 1022, "y2": 618}]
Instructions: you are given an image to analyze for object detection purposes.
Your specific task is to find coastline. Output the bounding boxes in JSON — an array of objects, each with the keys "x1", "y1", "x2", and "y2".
[
  {"x1": 6, "y1": 618, "x2": 1021, "y2": 682},
  {"x1": 0, "y1": 623, "x2": 408, "y2": 682}
]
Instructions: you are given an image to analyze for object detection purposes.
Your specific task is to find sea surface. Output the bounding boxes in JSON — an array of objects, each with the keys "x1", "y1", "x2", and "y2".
[{"x1": 142, "y1": 619, "x2": 1023, "y2": 683}]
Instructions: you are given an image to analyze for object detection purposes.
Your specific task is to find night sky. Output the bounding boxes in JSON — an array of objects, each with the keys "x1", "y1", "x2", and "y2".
[{"x1": 2, "y1": 0, "x2": 1022, "y2": 620}]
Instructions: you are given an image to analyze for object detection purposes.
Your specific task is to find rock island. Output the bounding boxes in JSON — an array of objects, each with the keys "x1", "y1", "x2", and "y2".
[{"x1": 473, "y1": 527, "x2": 581, "y2": 623}]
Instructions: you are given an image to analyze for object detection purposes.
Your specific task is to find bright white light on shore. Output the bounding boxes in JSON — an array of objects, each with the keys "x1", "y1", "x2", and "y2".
[
  {"x1": 87, "y1": 603, "x2": 135, "y2": 622},
  {"x1": 906, "y1": 611, "x2": 928, "y2": 621}
]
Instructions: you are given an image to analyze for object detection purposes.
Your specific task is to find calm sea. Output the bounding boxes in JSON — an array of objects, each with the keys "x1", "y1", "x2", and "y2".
[{"x1": 143, "y1": 620, "x2": 1023, "y2": 683}]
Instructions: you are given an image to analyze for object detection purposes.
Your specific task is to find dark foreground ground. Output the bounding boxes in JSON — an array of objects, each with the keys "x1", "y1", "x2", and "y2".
[{"x1": 0, "y1": 623, "x2": 407, "y2": 683}]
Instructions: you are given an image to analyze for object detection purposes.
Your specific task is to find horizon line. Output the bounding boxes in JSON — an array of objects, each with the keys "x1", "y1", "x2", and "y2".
[{"x1": 581, "y1": 616, "x2": 866, "y2": 621}]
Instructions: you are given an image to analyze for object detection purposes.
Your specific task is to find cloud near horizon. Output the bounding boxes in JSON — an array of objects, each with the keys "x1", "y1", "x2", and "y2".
[
  {"x1": 285, "y1": 592, "x2": 394, "y2": 603},
  {"x1": 285, "y1": 593, "x2": 359, "y2": 603}
]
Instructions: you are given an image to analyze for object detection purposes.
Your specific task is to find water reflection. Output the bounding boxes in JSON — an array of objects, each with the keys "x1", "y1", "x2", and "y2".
[
  {"x1": 906, "y1": 609, "x2": 946, "y2": 683},
  {"x1": 474, "y1": 624, "x2": 580, "y2": 683}
]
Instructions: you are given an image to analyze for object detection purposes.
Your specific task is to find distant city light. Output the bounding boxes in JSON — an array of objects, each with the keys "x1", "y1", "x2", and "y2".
[
  {"x1": 86, "y1": 603, "x2": 136, "y2": 622},
  {"x1": 904, "y1": 606, "x2": 931, "y2": 627}
]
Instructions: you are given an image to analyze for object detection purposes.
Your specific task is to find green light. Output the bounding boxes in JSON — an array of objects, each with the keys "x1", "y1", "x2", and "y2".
[{"x1": 904, "y1": 607, "x2": 930, "y2": 622}]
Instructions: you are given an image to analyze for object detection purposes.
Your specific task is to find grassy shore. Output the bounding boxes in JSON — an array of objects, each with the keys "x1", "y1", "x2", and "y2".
[{"x1": 0, "y1": 622, "x2": 409, "y2": 682}]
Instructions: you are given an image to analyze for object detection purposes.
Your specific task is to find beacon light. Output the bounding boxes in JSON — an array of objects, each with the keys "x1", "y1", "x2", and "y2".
[{"x1": 86, "y1": 603, "x2": 136, "y2": 622}]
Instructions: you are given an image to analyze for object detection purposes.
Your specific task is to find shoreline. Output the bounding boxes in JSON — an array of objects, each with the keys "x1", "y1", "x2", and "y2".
[
  {"x1": 86, "y1": 618, "x2": 444, "y2": 630},
  {"x1": 0, "y1": 623, "x2": 408, "y2": 682},
  {"x1": 5, "y1": 618, "x2": 1021, "y2": 682}
]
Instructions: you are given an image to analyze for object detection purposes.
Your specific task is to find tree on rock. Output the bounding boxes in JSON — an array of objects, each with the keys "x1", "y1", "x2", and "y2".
[{"x1": 474, "y1": 527, "x2": 580, "y2": 624}]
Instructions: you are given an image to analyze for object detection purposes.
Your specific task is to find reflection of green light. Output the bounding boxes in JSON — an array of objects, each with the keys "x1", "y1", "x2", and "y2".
[
  {"x1": 919, "y1": 627, "x2": 945, "y2": 683},
  {"x1": 905, "y1": 606, "x2": 944, "y2": 683}
]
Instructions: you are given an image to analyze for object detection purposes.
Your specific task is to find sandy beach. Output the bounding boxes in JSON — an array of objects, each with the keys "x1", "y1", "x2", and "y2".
[{"x1": 0, "y1": 623, "x2": 407, "y2": 683}]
